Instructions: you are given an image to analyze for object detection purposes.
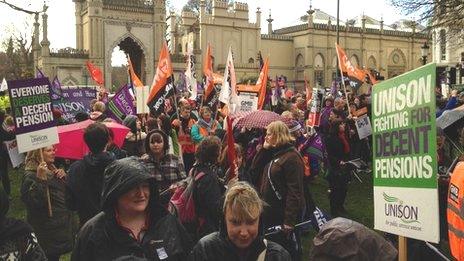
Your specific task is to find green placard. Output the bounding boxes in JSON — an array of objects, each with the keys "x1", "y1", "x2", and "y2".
[{"x1": 372, "y1": 63, "x2": 437, "y2": 188}]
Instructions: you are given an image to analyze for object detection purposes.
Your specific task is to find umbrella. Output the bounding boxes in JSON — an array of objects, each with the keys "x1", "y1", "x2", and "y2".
[
  {"x1": 55, "y1": 119, "x2": 130, "y2": 160},
  {"x1": 436, "y1": 104, "x2": 464, "y2": 129},
  {"x1": 231, "y1": 110, "x2": 292, "y2": 129}
]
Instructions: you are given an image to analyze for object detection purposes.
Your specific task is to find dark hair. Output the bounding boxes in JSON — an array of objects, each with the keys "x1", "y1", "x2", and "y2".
[
  {"x1": 123, "y1": 115, "x2": 139, "y2": 134},
  {"x1": 329, "y1": 119, "x2": 345, "y2": 136},
  {"x1": 144, "y1": 129, "x2": 169, "y2": 156},
  {"x1": 145, "y1": 117, "x2": 158, "y2": 133},
  {"x1": 195, "y1": 136, "x2": 221, "y2": 165},
  {"x1": 75, "y1": 112, "x2": 89, "y2": 122},
  {"x1": 84, "y1": 122, "x2": 110, "y2": 153}
]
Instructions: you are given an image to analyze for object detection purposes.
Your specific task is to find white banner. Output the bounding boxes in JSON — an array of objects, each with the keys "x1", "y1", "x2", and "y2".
[
  {"x1": 135, "y1": 86, "x2": 150, "y2": 114},
  {"x1": 16, "y1": 127, "x2": 59, "y2": 154},
  {"x1": 355, "y1": 114, "x2": 372, "y2": 139},
  {"x1": 4, "y1": 140, "x2": 25, "y2": 168},
  {"x1": 237, "y1": 92, "x2": 258, "y2": 112},
  {"x1": 374, "y1": 187, "x2": 439, "y2": 242}
]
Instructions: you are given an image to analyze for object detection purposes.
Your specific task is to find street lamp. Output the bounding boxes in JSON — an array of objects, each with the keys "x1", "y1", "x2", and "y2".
[{"x1": 421, "y1": 42, "x2": 429, "y2": 65}]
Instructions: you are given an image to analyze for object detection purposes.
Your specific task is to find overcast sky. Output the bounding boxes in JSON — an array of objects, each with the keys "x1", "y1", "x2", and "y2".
[{"x1": 0, "y1": 0, "x2": 410, "y2": 65}]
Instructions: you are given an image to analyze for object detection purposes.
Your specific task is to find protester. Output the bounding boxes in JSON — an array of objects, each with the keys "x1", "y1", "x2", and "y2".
[
  {"x1": 157, "y1": 114, "x2": 180, "y2": 156},
  {"x1": 21, "y1": 146, "x2": 77, "y2": 261},
  {"x1": 106, "y1": 127, "x2": 128, "y2": 160},
  {"x1": 122, "y1": 115, "x2": 147, "y2": 157},
  {"x1": 74, "y1": 111, "x2": 89, "y2": 122},
  {"x1": 141, "y1": 129, "x2": 185, "y2": 203},
  {"x1": 191, "y1": 106, "x2": 221, "y2": 144},
  {"x1": 0, "y1": 114, "x2": 14, "y2": 196},
  {"x1": 52, "y1": 108, "x2": 69, "y2": 126},
  {"x1": 192, "y1": 136, "x2": 225, "y2": 239},
  {"x1": 325, "y1": 119, "x2": 351, "y2": 216},
  {"x1": 0, "y1": 187, "x2": 47, "y2": 260},
  {"x1": 219, "y1": 143, "x2": 249, "y2": 183},
  {"x1": 66, "y1": 122, "x2": 116, "y2": 226},
  {"x1": 190, "y1": 181, "x2": 291, "y2": 260},
  {"x1": 89, "y1": 101, "x2": 108, "y2": 122},
  {"x1": 72, "y1": 157, "x2": 192, "y2": 260},
  {"x1": 251, "y1": 121, "x2": 305, "y2": 260},
  {"x1": 172, "y1": 104, "x2": 197, "y2": 172}
]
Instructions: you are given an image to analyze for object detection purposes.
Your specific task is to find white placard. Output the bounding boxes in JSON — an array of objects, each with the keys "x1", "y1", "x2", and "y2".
[
  {"x1": 355, "y1": 114, "x2": 372, "y2": 139},
  {"x1": 4, "y1": 140, "x2": 25, "y2": 168},
  {"x1": 16, "y1": 127, "x2": 59, "y2": 154},
  {"x1": 237, "y1": 92, "x2": 258, "y2": 112},
  {"x1": 135, "y1": 85, "x2": 150, "y2": 114}
]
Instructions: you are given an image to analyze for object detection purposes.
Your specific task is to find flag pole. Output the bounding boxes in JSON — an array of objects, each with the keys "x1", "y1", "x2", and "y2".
[
  {"x1": 335, "y1": 43, "x2": 352, "y2": 118},
  {"x1": 39, "y1": 149, "x2": 53, "y2": 217}
]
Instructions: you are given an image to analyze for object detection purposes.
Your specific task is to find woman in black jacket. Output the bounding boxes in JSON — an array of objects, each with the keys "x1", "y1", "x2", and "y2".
[
  {"x1": 325, "y1": 119, "x2": 351, "y2": 216},
  {"x1": 190, "y1": 182, "x2": 290, "y2": 261},
  {"x1": 72, "y1": 157, "x2": 192, "y2": 260},
  {"x1": 192, "y1": 136, "x2": 225, "y2": 240}
]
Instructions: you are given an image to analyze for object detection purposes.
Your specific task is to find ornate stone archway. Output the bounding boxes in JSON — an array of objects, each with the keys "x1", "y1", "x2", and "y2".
[{"x1": 387, "y1": 49, "x2": 407, "y2": 78}]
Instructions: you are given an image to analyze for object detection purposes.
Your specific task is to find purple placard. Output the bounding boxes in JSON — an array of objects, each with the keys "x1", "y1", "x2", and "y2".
[
  {"x1": 107, "y1": 84, "x2": 135, "y2": 122},
  {"x1": 52, "y1": 88, "x2": 97, "y2": 123},
  {"x1": 8, "y1": 77, "x2": 56, "y2": 134}
]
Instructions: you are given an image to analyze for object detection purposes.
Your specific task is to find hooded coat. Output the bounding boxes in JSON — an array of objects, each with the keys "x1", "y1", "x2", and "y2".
[
  {"x1": 21, "y1": 169, "x2": 78, "y2": 256},
  {"x1": 66, "y1": 151, "x2": 116, "y2": 225},
  {"x1": 189, "y1": 216, "x2": 291, "y2": 261},
  {"x1": 0, "y1": 187, "x2": 47, "y2": 260},
  {"x1": 71, "y1": 157, "x2": 192, "y2": 261}
]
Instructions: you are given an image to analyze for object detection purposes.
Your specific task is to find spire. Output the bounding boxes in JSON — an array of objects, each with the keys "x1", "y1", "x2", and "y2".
[
  {"x1": 267, "y1": 9, "x2": 273, "y2": 35},
  {"x1": 41, "y1": 4, "x2": 50, "y2": 56},
  {"x1": 307, "y1": 1, "x2": 314, "y2": 28},
  {"x1": 256, "y1": 7, "x2": 261, "y2": 28}
]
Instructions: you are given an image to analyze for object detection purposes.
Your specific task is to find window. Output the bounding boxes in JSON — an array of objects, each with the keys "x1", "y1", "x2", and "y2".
[{"x1": 248, "y1": 57, "x2": 254, "y2": 64}]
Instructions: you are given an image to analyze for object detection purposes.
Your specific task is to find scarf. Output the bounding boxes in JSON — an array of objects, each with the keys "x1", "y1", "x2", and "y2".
[
  {"x1": 198, "y1": 118, "x2": 213, "y2": 130},
  {"x1": 338, "y1": 130, "x2": 350, "y2": 154}
]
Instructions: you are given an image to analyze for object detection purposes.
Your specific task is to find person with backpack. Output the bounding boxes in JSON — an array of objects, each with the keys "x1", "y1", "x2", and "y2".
[
  {"x1": 72, "y1": 157, "x2": 192, "y2": 260},
  {"x1": 251, "y1": 121, "x2": 305, "y2": 261},
  {"x1": 191, "y1": 136, "x2": 225, "y2": 240},
  {"x1": 190, "y1": 181, "x2": 291, "y2": 261}
]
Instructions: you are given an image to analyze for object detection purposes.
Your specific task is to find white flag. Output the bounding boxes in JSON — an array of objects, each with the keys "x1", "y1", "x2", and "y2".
[
  {"x1": 219, "y1": 47, "x2": 238, "y2": 113},
  {"x1": 185, "y1": 43, "x2": 197, "y2": 99},
  {"x1": 0, "y1": 78, "x2": 7, "y2": 92}
]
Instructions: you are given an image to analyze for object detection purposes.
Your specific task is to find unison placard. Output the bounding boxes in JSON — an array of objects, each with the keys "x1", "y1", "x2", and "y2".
[{"x1": 372, "y1": 63, "x2": 439, "y2": 243}]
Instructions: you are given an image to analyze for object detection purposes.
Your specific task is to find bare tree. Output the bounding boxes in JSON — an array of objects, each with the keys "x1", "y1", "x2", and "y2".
[{"x1": 182, "y1": 0, "x2": 213, "y2": 14}]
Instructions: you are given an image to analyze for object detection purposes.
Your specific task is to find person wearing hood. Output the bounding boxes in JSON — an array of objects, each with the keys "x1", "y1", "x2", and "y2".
[
  {"x1": 66, "y1": 122, "x2": 116, "y2": 226},
  {"x1": 89, "y1": 101, "x2": 108, "y2": 122},
  {"x1": 190, "y1": 181, "x2": 290, "y2": 261},
  {"x1": 123, "y1": 115, "x2": 147, "y2": 157},
  {"x1": 140, "y1": 129, "x2": 185, "y2": 204},
  {"x1": 251, "y1": 121, "x2": 305, "y2": 261},
  {"x1": 0, "y1": 186, "x2": 47, "y2": 260},
  {"x1": 71, "y1": 157, "x2": 193, "y2": 260},
  {"x1": 20, "y1": 146, "x2": 78, "y2": 261}
]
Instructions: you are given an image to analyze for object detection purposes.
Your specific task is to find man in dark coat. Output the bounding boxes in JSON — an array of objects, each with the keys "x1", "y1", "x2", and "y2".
[
  {"x1": 71, "y1": 157, "x2": 192, "y2": 260},
  {"x1": 0, "y1": 187, "x2": 47, "y2": 260},
  {"x1": 66, "y1": 122, "x2": 116, "y2": 225}
]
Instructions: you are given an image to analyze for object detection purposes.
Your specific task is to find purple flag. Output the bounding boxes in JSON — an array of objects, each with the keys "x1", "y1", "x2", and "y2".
[
  {"x1": 51, "y1": 76, "x2": 63, "y2": 99},
  {"x1": 36, "y1": 68, "x2": 45, "y2": 79},
  {"x1": 107, "y1": 84, "x2": 135, "y2": 123},
  {"x1": 304, "y1": 133, "x2": 325, "y2": 160}
]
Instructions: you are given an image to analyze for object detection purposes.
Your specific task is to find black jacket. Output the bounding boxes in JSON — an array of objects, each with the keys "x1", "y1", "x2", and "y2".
[
  {"x1": 189, "y1": 217, "x2": 290, "y2": 261},
  {"x1": 192, "y1": 164, "x2": 225, "y2": 239},
  {"x1": 72, "y1": 157, "x2": 192, "y2": 261},
  {"x1": 66, "y1": 151, "x2": 116, "y2": 225}
]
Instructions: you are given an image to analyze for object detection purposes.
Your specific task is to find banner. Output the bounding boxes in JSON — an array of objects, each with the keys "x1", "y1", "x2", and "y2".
[
  {"x1": 147, "y1": 42, "x2": 175, "y2": 115},
  {"x1": 86, "y1": 61, "x2": 104, "y2": 86},
  {"x1": 0, "y1": 78, "x2": 7, "y2": 92},
  {"x1": 135, "y1": 85, "x2": 150, "y2": 114},
  {"x1": 220, "y1": 46, "x2": 238, "y2": 113},
  {"x1": 127, "y1": 56, "x2": 144, "y2": 87},
  {"x1": 107, "y1": 84, "x2": 135, "y2": 122},
  {"x1": 335, "y1": 44, "x2": 367, "y2": 89},
  {"x1": 372, "y1": 63, "x2": 439, "y2": 243},
  {"x1": 355, "y1": 114, "x2": 372, "y2": 139},
  {"x1": 307, "y1": 88, "x2": 324, "y2": 127},
  {"x1": 4, "y1": 140, "x2": 25, "y2": 168},
  {"x1": 52, "y1": 87, "x2": 97, "y2": 123},
  {"x1": 185, "y1": 43, "x2": 198, "y2": 99},
  {"x1": 7, "y1": 77, "x2": 59, "y2": 153},
  {"x1": 236, "y1": 92, "x2": 258, "y2": 112}
]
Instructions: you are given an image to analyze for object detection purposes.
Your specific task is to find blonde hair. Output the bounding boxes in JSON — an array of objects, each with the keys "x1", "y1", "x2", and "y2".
[
  {"x1": 266, "y1": 121, "x2": 295, "y2": 147},
  {"x1": 93, "y1": 101, "x2": 106, "y2": 112},
  {"x1": 223, "y1": 182, "x2": 263, "y2": 222}
]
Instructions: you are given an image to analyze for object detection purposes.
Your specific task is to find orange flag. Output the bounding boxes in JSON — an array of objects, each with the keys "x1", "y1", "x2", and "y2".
[
  {"x1": 147, "y1": 42, "x2": 175, "y2": 114},
  {"x1": 335, "y1": 43, "x2": 367, "y2": 88},
  {"x1": 256, "y1": 57, "x2": 269, "y2": 110},
  {"x1": 127, "y1": 56, "x2": 144, "y2": 87},
  {"x1": 203, "y1": 43, "x2": 214, "y2": 101},
  {"x1": 86, "y1": 61, "x2": 104, "y2": 86}
]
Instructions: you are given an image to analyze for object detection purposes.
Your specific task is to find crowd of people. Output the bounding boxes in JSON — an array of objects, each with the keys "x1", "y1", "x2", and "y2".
[{"x1": 1, "y1": 82, "x2": 459, "y2": 260}]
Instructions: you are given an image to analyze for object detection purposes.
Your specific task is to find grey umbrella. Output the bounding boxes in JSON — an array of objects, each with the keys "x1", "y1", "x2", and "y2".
[{"x1": 437, "y1": 105, "x2": 464, "y2": 129}]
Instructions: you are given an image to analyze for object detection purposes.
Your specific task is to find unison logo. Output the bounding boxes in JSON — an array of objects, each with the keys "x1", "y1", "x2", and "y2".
[{"x1": 383, "y1": 193, "x2": 420, "y2": 224}]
